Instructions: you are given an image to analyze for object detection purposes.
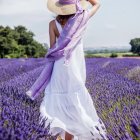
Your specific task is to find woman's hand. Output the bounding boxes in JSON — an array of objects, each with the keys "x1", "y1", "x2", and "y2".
[{"x1": 87, "y1": 0, "x2": 101, "y2": 18}]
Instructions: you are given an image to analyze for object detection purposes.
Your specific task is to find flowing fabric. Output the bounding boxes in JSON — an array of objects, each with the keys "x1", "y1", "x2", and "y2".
[
  {"x1": 25, "y1": 0, "x2": 91, "y2": 100},
  {"x1": 39, "y1": 17, "x2": 108, "y2": 140}
]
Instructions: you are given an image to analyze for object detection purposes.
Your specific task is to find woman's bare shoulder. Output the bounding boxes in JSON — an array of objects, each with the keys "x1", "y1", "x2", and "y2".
[{"x1": 49, "y1": 19, "x2": 56, "y2": 27}]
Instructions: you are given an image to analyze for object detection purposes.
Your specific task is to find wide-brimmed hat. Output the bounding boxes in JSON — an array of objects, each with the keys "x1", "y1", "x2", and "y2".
[{"x1": 47, "y1": 0, "x2": 90, "y2": 15}]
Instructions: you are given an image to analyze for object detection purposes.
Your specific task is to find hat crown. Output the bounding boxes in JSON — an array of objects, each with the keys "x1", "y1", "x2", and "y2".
[
  {"x1": 47, "y1": 0, "x2": 89, "y2": 15},
  {"x1": 59, "y1": 0, "x2": 76, "y2": 4}
]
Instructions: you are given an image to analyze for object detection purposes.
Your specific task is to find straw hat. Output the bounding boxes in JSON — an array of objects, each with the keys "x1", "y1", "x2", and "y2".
[{"x1": 47, "y1": 0, "x2": 90, "y2": 15}]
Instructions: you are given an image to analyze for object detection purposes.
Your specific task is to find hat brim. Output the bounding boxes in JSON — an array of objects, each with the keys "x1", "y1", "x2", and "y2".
[{"x1": 47, "y1": 0, "x2": 90, "y2": 15}]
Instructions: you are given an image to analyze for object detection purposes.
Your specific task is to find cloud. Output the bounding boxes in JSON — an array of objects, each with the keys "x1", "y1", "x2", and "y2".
[
  {"x1": 0, "y1": 0, "x2": 51, "y2": 44},
  {"x1": 105, "y1": 23, "x2": 117, "y2": 30},
  {"x1": 0, "y1": 0, "x2": 51, "y2": 26},
  {"x1": 0, "y1": 0, "x2": 48, "y2": 16}
]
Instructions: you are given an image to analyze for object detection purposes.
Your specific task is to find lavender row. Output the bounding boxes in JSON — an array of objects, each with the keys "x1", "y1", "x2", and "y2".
[
  {"x1": 85, "y1": 58, "x2": 140, "y2": 139},
  {"x1": 0, "y1": 58, "x2": 47, "y2": 84},
  {"x1": 0, "y1": 65, "x2": 56, "y2": 140}
]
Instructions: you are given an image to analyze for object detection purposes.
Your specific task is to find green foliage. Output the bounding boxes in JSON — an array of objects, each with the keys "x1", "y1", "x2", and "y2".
[
  {"x1": 85, "y1": 53, "x2": 105, "y2": 58},
  {"x1": 130, "y1": 38, "x2": 140, "y2": 56},
  {"x1": 84, "y1": 49, "x2": 129, "y2": 54},
  {"x1": 122, "y1": 54, "x2": 139, "y2": 57},
  {"x1": 0, "y1": 25, "x2": 47, "y2": 58},
  {"x1": 110, "y1": 53, "x2": 118, "y2": 58}
]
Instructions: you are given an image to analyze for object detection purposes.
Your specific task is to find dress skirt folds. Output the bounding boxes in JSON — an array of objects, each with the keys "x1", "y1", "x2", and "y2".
[{"x1": 39, "y1": 19, "x2": 108, "y2": 140}]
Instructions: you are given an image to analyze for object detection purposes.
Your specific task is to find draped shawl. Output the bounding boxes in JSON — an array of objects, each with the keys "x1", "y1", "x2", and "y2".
[{"x1": 26, "y1": 1, "x2": 91, "y2": 100}]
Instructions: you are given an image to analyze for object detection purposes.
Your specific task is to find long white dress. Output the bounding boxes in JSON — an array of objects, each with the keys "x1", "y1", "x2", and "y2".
[{"x1": 39, "y1": 19, "x2": 108, "y2": 140}]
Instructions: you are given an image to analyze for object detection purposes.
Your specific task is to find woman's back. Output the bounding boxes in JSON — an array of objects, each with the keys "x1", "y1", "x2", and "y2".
[{"x1": 45, "y1": 19, "x2": 86, "y2": 94}]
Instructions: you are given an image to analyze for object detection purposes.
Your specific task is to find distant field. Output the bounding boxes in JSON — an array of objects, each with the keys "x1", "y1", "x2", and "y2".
[{"x1": 85, "y1": 52, "x2": 140, "y2": 58}]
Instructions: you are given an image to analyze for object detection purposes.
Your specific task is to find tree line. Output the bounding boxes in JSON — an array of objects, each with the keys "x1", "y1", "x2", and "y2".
[{"x1": 0, "y1": 25, "x2": 47, "y2": 58}]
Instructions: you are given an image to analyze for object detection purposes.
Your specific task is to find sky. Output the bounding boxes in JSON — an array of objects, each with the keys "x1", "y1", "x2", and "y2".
[{"x1": 0, "y1": 0, "x2": 140, "y2": 49}]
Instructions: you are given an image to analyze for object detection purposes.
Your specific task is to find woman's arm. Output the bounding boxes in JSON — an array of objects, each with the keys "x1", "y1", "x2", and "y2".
[
  {"x1": 49, "y1": 20, "x2": 56, "y2": 48},
  {"x1": 87, "y1": 0, "x2": 101, "y2": 18}
]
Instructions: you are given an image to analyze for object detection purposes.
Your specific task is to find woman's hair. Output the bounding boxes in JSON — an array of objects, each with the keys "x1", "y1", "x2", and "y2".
[{"x1": 56, "y1": 14, "x2": 75, "y2": 25}]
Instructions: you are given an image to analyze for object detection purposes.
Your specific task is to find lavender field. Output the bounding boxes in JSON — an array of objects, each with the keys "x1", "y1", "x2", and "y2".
[{"x1": 0, "y1": 58, "x2": 140, "y2": 140}]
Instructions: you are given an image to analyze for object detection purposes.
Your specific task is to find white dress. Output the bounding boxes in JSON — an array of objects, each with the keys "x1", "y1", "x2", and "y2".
[{"x1": 39, "y1": 19, "x2": 108, "y2": 140}]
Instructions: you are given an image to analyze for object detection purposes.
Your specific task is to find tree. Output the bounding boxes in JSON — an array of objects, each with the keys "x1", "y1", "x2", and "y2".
[
  {"x1": 0, "y1": 25, "x2": 47, "y2": 58},
  {"x1": 0, "y1": 37, "x2": 7, "y2": 58},
  {"x1": 14, "y1": 25, "x2": 34, "y2": 45},
  {"x1": 130, "y1": 38, "x2": 140, "y2": 56}
]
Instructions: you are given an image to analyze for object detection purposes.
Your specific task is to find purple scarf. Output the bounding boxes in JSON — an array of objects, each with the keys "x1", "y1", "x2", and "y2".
[{"x1": 26, "y1": 0, "x2": 90, "y2": 100}]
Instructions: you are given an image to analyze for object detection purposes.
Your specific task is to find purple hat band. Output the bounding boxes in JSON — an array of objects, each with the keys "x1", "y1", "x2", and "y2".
[
  {"x1": 59, "y1": 0, "x2": 83, "y2": 16},
  {"x1": 59, "y1": 0, "x2": 77, "y2": 4}
]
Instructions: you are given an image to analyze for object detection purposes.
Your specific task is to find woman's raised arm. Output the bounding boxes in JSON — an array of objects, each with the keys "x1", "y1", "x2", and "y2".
[{"x1": 87, "y1": 0, "x2": 101, "y2": 18}]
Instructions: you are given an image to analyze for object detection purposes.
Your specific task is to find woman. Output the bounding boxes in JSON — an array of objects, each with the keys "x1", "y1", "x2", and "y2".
[{"x1": 29, "y1": 0, "x2": 108, "y2": 140}]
